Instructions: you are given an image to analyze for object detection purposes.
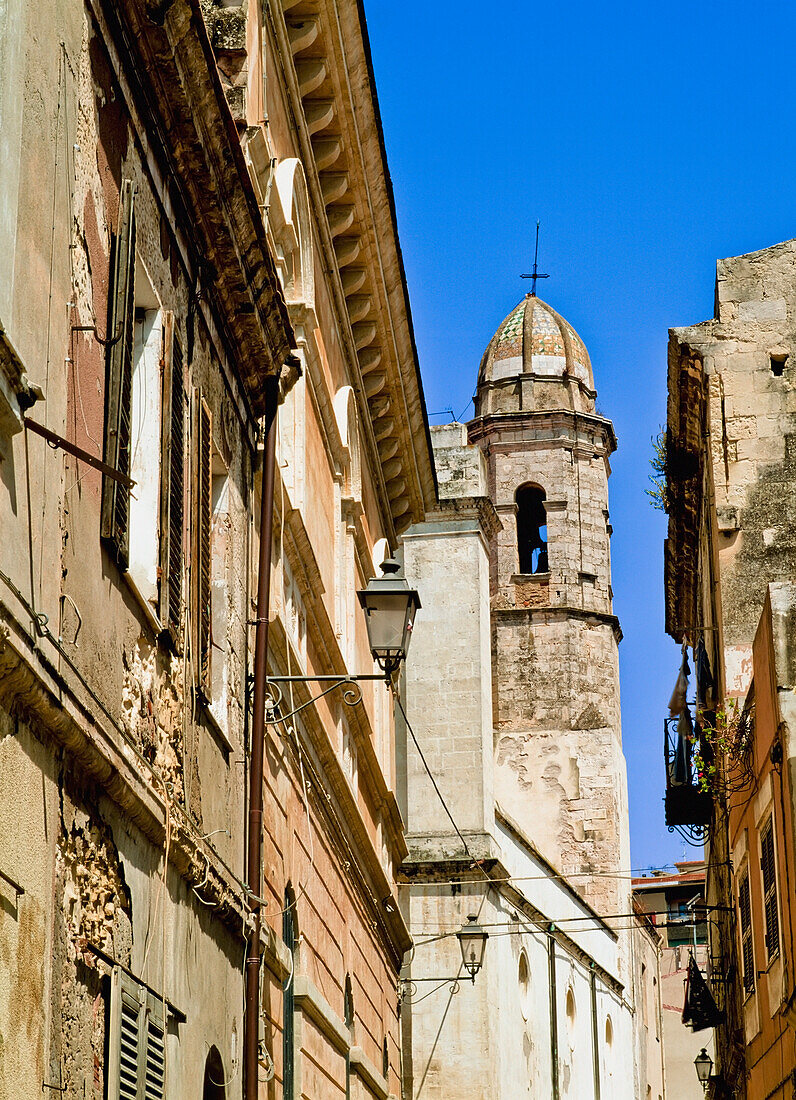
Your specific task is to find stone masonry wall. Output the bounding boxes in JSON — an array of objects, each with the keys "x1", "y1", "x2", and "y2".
[{"x1": 671, "y1": 238, "x2": 796, "y2": 692}]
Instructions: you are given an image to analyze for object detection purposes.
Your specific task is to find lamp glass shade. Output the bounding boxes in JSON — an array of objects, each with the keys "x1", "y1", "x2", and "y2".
[
  {"x1": 357, "y1": 560, "x2": 421, "y2": 667},
  {"x1": 457, "y1": 915, "x2": 488, "y2": 978},
  {"x1": 694, "y1": 1048, "x2": 712, "y2": 1085}
]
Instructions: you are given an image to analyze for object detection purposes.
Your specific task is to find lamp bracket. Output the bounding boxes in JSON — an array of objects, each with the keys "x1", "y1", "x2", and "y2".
[{"x1": 264, "y1": 674, "x2": 388, "y2": 725}]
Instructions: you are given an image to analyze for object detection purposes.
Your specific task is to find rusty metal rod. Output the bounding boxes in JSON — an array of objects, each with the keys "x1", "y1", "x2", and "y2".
[{"x1": 24, "y1": 418, "x2": 135, "y2": 488}]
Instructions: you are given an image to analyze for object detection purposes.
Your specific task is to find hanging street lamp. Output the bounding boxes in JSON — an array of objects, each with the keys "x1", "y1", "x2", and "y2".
[
  {"x1": 357, "y1": 558, "x2": 421, "y2": 676},
  {"x1": 694, "y1": 1048, "x2": 713, "y2": 1090},
  {"x1": 264, "y1": 558, "x2": 421, "y2": 724},
  {"x1": 457, "y1": 914, "x2": 489, "y2": 982}
]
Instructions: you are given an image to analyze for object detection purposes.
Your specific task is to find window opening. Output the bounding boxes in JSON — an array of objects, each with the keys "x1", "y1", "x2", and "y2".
[
  {"x1": 516, "y1": 484, "x2": 548, "y2": 574},
  {"x1": 738, "y1": 870, "x2": 754, "y2": 994},
  {"x1": 761, "y1": 817, "x2": 780, "y2": 960},
  {"x1": 283, "y1": 887, "x2": 297, "y2": 1100},
  {"x1": 344, "y1": 974, "x2": 354, "y2": 1100},
  {"x1": 202, "y1": 1046, "x2": 226, "y2": 1100},
  {"x1": 128, "y1": 263, "x2": 162, "y2": 610}
]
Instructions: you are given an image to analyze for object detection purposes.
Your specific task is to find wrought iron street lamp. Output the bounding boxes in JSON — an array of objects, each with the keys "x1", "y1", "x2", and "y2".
[
  {"x1": 265, "y1": 558, "x2": 421, "y2": 723},
  {"x1": 400, "y1": 914, "x2": 489, "y2": 1000},
  {"x1": 358, "y1": 558, "x2": 421, "y2": 676},
  {"x1": 694, "y1": 1048, "x2": 712, "y2": 1090},
  {"x1": 457, "y1": 914, "x2": 489, "y2": 982}
]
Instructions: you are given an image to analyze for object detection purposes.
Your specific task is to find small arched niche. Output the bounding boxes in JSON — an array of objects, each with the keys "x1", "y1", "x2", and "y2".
[
  {"x1": 273, "y1": 158, "x2": 315, "y2": 311},
  {"x1": 518, "y1": 950, "x2": 531, "y2": 1021},
  {"x1": 333, "y1": 385, "x2": 361, "y2": 500},
  {"x1": 516, "y1": 484, "x2": 548, "y2": 574},
  {"x1": 202, "y1": 1046, "x2": 226, "y2": 1100}
]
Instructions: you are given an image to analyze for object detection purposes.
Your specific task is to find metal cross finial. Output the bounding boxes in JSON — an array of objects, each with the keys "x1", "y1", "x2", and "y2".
[{"x1": 520, "y1": 221, "x2": 549, "y2": 297}]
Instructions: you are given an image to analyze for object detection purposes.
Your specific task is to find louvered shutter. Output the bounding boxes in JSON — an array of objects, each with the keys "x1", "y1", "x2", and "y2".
[
  {"x1": 159, "y1": 314, "x2": 185, "y2": 648},
  {"x1": 193, "y1": 390, "x2": 213, "y2": 696},
  {"x1": 108, "y1": 968, "x2": 166, "y2": 1100},
  {"x1": 738, "y1": 870, "x2": 754, "y2": 994},
  {"x1": 101, "y1": 179, "x2": 136, "y2": 566},
  {"x1": 144, "y1": 1006, "x2": 166, "y2": 1100},
  {"x1": 761, "y1": 817, "x2": 780, "y2": 960}
]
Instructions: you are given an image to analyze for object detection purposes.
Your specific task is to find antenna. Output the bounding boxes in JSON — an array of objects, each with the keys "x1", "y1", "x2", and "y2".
[{"x1": 520, "y1": 221, "x2": 550, "y2": 297}]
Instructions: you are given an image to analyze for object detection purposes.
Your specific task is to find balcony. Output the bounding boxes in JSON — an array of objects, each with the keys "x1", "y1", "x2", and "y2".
[{"x1": 664, "y1": 716, "x2": 712, "y2": 842}]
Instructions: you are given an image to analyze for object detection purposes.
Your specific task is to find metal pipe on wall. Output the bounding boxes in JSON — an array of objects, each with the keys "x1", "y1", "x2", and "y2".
[
  {"x1": 590, "y1": 967, "x2": 601, "y2": 1100},
  {"x1": 244, "y1": 372, "x2": 280, "y2": 1100},
  {"x1": 548, "y1": 931, "x2": 560, "y2": 1100}
]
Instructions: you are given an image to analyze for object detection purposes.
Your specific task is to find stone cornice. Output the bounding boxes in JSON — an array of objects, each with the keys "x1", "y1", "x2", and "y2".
[
  {"x1": 468, "y1": 408, "x2": 618, "y2": 456},
  {"x1": 426, "y1": 496, "x2": 503, "y2": 541},
  {"x1": 263, "y1": 0, "x2": 437, "y2": 536},
  {"x1": 493, "y1": 603, "x2": 623, "y2": 643},
  {"x1": 95, "y1": 0, "x2": 294, "y2": 417}
]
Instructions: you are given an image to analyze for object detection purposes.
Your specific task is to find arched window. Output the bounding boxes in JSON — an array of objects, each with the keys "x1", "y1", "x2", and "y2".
[
  {"x1": 344, "y1": 974, "x2": 354, "y2": 1100},
  {"x1": 516, "y1": 484, "x2": 548, "y2": 574},
  {"x1": 283, "y1": 886, "x2": 297, "y2": 1100},
  {"x1": 202, "y1": 1046, "x2": 226, "y2": 1100}
]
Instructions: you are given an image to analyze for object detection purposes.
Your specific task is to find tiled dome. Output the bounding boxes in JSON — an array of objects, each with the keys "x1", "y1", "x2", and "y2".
[{"x1": 478, "y1": 295, "x2": 594, "y2": 391}]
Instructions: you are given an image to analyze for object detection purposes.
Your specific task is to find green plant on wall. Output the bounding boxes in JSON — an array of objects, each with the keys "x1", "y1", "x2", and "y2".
[{"x1": 646, "y1": 428, "x2": 669, "y2": 512}]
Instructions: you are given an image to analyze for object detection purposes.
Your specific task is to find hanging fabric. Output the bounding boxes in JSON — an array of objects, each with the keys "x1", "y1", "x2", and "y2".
[
  {"x1": 695, "y1": 637, "x2": 715, "y2": 710},
  {"x1": 682, "y1": 952, "x2": 723, "y2": 1031},
  {"x1": 669, "y1": 643, "x2": 691, "y2": 717}
]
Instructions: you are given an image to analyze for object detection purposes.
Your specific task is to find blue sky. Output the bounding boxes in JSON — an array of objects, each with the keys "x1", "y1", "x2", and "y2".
[{"x1": 362, "y1": 0, "x2": 796, "y2": 869}]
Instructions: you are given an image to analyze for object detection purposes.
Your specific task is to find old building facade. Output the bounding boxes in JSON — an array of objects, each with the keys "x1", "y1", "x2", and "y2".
[
  {"x1": 634, "y1": 862, "x2": 710, "y2": 1098},
  {"x1": 0, "y1": 2, "x2": 435, "y2": 1100},
  {"x1": 664, "y1": 240, "x2": 796, "y2": 1099},
  {"x1": 398, "y1": 296, "x2": 639, "y2": 1099}
]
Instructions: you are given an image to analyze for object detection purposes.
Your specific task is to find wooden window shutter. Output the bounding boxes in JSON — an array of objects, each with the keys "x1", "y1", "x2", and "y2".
[
  {"x1": 158, "y1": 313, "x2": 185, "y2": 647},
  {"x1": 101, "y1": 178, "x2": 136, "y2": 566},
  {"x1": 761, "y1": 817, "x2": 780, "y2": 959},
  {"x1": 192, "y1": 388, "x2": 212, "y2": 696},
  {"x1": 108, "y1": 967, "x2": 165, "y2": 1100},
  {"x1": 738, "y1": 870, "x2": 754, "y2": 994}
]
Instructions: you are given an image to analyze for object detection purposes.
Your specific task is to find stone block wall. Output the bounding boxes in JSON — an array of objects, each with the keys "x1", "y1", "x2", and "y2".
[{"x1": 671, "y1": 238, "x2": 796, "y2": 690}]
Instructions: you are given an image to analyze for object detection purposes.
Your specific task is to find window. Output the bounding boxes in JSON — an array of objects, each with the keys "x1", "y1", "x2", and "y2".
[
  {"x1": 158, "y1": 314, "x2": 185, "y2": 646},
  {"x1": 208, "y1": 451, "x2": 231, "y2": 720},
  {"x1": 738, "y1": 870, "x2": 754, "y2": 994},
  {"x1": 516, "y1": 484, "x2": 547, "y2": 574},
  {"x1": 107, "y1": 966, "x2": 165, "y2": 1100},
  {"x1": 283, "y1": 888, "x2": 297, "y2": 1100},
  {"x1": 761, "y1": 816, "x2": 780, "y2": 961},
  {"x1": 101, "y1": 179, "x2": 136, "y2": 566},
  {"x1": 193, "y1": 390, "x2": 212, "y2": 695},
  {"x1": 127, "y1": 264, "x2": 162, "y2": 611},
  {"x1": 344, "y1": 974, "x2": 354, "y2": 1100}
]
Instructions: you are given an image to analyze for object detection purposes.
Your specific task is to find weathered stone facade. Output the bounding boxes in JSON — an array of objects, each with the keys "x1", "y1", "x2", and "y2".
[
  {"x1": 664, "y1": 239, "x2": 796, "y2": 1100},
  {"x1": 0, "y1": 2, "x2": 435, "y2": 1098}
]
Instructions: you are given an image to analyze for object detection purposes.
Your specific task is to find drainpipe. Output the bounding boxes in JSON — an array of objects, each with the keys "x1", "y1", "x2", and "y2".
[
  {"x1": 548, "y1": 929, "x2": 559, "y2": 1100},
  {"x1": 590, "y1": 966, "x2": 601, "y2": 1100},
  {"x1": 244, "y1": 371, "x2": 280, "y2": 1100}
]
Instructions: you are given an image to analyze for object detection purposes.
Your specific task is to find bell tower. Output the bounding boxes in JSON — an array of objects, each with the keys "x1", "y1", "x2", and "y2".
[{"x1": 468, "y1": 294, "x2": 630, "y2": 916}]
